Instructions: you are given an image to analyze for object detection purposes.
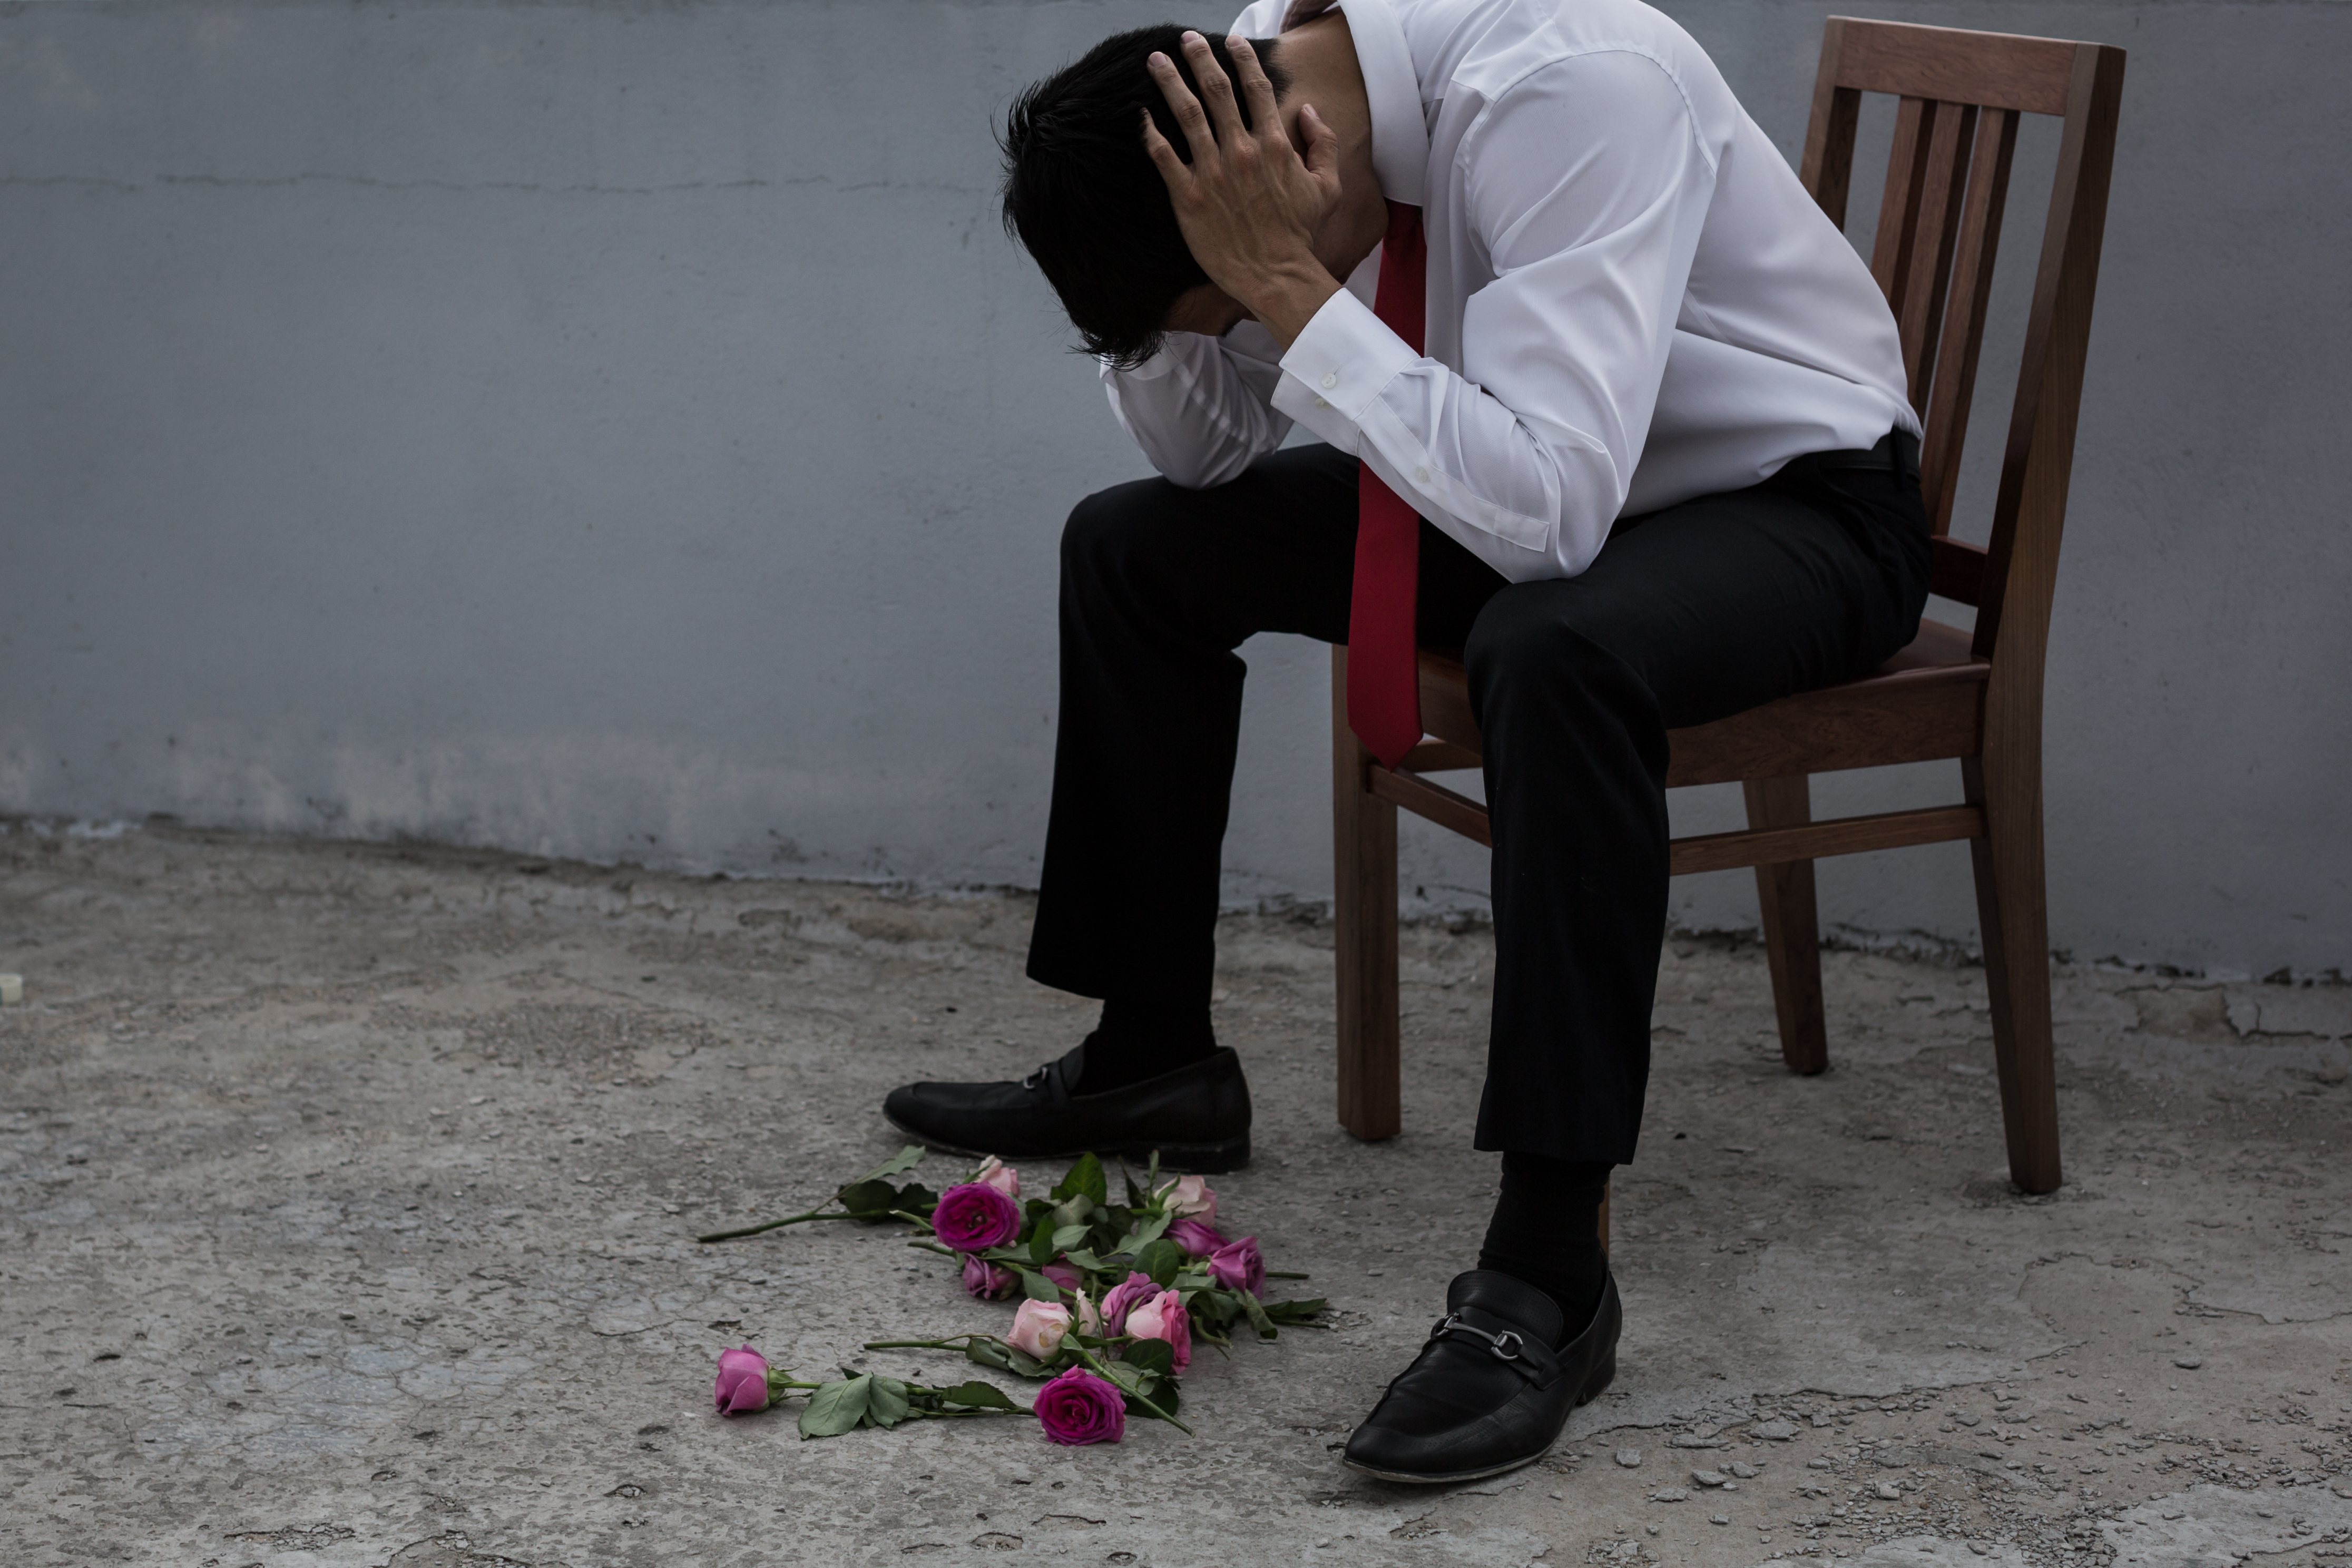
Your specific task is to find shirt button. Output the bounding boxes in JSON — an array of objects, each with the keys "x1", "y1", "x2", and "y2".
[
  {"x1": 1414, "y1": 466, "x2": 1431, "y2": 483},
  {"x1": 1320, "y1": 372, "x2": 1338, "y2": 389},
  {"x1": 1314, "y1": 396, "x2": 1329, "y2": 409}
]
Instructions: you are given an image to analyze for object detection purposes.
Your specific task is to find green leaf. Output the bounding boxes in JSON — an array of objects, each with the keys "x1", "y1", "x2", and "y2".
[
  {"x1": 1017, "y1": 1267, "x2": 1061, "y2": 1304},
  {"x1": 798, "y1": 1376, "x2": 873, "y2": 1439},
  {"x1": 1238, "y1": 1289, "x2": 1277, "y2": 1339},
  {"x1": 1263, "y1": 1298, "x2": 1328, "y2": 1324},
  {"x1": 866, "y1": 1376, "x2": 911, "y2": 1428},
  {"x1": 1118, "y1": 1338, "x2": 1174, "y2": 1379},
  {"x1": 1123, "y1": 1169, "x2": 1146, "y2": 1209},
  {"x1": 893, "y1": 1181, "x2": 939, "y2": 1214},
  {"x1": 1052, "y1": 1152, "x2": 1109, "y2": 1208},
  {"x1": 1004, "y1": 1346, "x2": 1047, "y2": 1378},
  {"x1": 1050, "y1": 1222, "x2": 1090, "y2": 1252},
  {"x1": 1061, "y1": 1248, "x2": 1104, "y2": 1273},
  {"x1": 1133, "y1": 1238, "x2": 1183, "y2": 1287},
  {"x1": 836, "y1": 1179, "x2": 904, "y2": 1218},
  {"x1": 963, "y1": 1339, "x2": 1015, "y2": 1371},
  {"x1": 1121, "y1": 1210, "x2": 1173, "y2": 1254},
  {"x1": 848, "y1": 1145, "x2": 928, "y2": 1188},
  {"x1": 1027, "y1": 1224, "x2": 1057, "y2": 1267},
  {"x1": 935, "y1": 1380, "x2": 1020, "y2": 1412}
]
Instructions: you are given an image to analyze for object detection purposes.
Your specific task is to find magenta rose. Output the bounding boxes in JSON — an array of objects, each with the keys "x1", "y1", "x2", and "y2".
[
  {"x1": 1167, "y1": 1217, "x2": 1229, "y2": 1258},
  {"x1": 713, "y1": 1344, "x2": 770, "y2": 1415},
  {"x1": 962, "y1": 1253, "x2": 1019, "y2": 1300},
  {"x1": 1097, "y1": 1270, "x2": 1160, "y2": 1336},
  {"x1": 1040, "y1": 1261, "x2": 1082, "y2": 1293},
  {"x1": 1123, "y1": 1288, "x2": 1192, "y2": 1374},
  {"x1": 1033, "y1": 1366, "x2": 1126, "y2": 1446},
  {"x1": 932, "y1": 1181, "x2": 1022, "y2": 1252},
  {"x1": 1207, "y1": 1235, "x2": 1265, "y2": 1296}
]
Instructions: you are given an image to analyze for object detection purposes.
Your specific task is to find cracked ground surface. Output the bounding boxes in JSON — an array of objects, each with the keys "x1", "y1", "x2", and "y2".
[{"x1": 2, "y1": 824, "x2": 2348, "y2": 1568}]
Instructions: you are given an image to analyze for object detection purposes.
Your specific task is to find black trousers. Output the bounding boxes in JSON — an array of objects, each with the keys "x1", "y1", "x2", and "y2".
[{"x1": 1026, "y1": 440, "x2": 1930, "y2": 1164}]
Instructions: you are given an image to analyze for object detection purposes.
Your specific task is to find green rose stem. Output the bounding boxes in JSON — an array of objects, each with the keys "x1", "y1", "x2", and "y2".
[
  {"x1": 1069, "y1": 1345, "x2": 1193, "y2": 1437},
  {"x1": 862, "y1": 1335, "x2": 989, "y2": 1351},
  {"x1": 695, "y1": 1207, "x2": 859, "y2": 1243}
]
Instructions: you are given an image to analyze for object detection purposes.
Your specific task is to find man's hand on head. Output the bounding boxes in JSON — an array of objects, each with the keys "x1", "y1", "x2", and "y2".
[{"x1": 1142, "y1": 33, "x2": 1346, "y2": 349}]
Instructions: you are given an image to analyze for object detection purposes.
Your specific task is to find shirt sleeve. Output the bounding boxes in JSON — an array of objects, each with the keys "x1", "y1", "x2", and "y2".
[
  {"x1": 1273, "y1": 48, "x2": 1722, "y2": 582},
  {"x1": 1101, "y1": 323, "x2": 1295, "y2": 490}
]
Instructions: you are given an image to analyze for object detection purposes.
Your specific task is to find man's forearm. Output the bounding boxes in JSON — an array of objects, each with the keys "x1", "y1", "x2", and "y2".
[{"x1": 1244, "y1": 262, "x2": 1346, "y2": 351}]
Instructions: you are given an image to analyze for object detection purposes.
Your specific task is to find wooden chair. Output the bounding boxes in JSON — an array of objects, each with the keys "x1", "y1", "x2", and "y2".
[{"x1": 1329, "y1": 18, "x2": 2125, "y2": 1195}]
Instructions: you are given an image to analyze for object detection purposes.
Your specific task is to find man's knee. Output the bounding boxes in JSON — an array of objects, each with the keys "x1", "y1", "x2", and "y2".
[
  {"x1": 1061, "y1": 477, "x2": 1176, "y2": 582},
  {"x1": 1466, "y1": 585, "x2": 1620, "y2": 702}
]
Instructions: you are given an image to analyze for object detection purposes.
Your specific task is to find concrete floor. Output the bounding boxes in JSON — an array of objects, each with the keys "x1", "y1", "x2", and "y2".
[{"x1": 2, "y1": 824, "x2": 2348, "y2": 1568}]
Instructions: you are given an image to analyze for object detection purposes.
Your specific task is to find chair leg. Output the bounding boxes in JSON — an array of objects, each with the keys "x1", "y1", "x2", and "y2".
[
  {"x1": 1742, "y1": 776, "x2": 1829, "y2": 1074},
  {"x1": 1963, "y1": 753, "x2": 2062, "y2": 1193},
  {"x1": 1331, "y1": 648, "x2": 1401, "y2": 1140}
]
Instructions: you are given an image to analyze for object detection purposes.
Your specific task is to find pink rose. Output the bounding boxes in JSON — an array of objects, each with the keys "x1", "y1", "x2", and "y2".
[
  {"x1": 1007, "y1": 1299, "x2": 1073, "y2": 1361},
  {"x1": 932, "y1": 1182, "x2": 1023, "y2": 1252},
  {"x1": 713, "y1": 1344, "x2": 770, "y2": 1415},
  {"x1": 1040, "y1": 1262, "x2": 1082, "y2": 1292},
  {"x1": 1097, "y1": 1270, "x2": 1160, "y2": 1336},
  {"x1": 1167, "y1": 1217, "x2": 1229, "y2": 1258},
  {"x1": 1033, "y1": 1366, "x2": 1126, "y2": 1446},
  {"x1": 1207, "y1": 1235, "x2": 1265, "y2": 1296},
  {"x1": 1123, "y1": 1289, "x2": 1192, "y2": 1373},
  {"x1": 962, "y1": 1253, "x2": 1019, "y2": 1300},
  {"x1": 974, "y1": 1155, "x2": 1020, "y2": 1199},
  {"x1": 1073, "y1": 1289, "x2": 1103, "y2": 1337},
  {"x1": 1152, "y1": 1173, "x2": 1217, "y2": 1223}
]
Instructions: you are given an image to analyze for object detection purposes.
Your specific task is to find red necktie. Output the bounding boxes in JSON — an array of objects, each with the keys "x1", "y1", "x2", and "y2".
[{"x1": 1346, "y1": 200, "x2": 1428, "y2": 771}]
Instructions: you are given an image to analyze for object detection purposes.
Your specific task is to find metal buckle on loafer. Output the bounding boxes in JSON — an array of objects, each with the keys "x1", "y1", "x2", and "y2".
[{"x1": 1430, "y1": 1312, "x2": 1524, "y2": 1362}]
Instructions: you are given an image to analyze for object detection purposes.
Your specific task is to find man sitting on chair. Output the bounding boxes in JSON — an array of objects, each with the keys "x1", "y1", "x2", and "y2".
[{"x1": 882, "y1": 0, "x2": 1928, "y2": 1483}]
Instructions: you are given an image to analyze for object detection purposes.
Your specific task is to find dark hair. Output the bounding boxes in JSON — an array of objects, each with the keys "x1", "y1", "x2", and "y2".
[{"x1": 1001, "y1": 27, "x2": 1290, "y2": 369}]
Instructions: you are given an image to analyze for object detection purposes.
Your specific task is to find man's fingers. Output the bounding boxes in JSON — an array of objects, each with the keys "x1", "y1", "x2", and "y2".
[
  {"x1": 1299, "y1": 102, "x2": 1342, "y2": 190},
  {"x1": 1180, "y1": 31, "x2": 1249, "y2": 144},
  {"x1": 1145, "y1": 48, "x2": 1218, "y2": 161},
  {"x1": 1226, "y1": 36, "x2": 1283, "y2": 142},
  {"x1": 1139, "y1": 107, "x2": 1194, "y2": 189}
]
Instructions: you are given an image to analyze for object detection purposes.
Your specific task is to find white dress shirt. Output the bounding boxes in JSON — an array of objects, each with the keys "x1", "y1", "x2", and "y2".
[{"x1": 1101, "y1": 0, "x2": 1918, "y2": 583}]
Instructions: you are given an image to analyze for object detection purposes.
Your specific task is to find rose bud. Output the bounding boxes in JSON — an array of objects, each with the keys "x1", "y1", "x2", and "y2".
[
  {"x1": 931, "y1": 1181, "x2": 1023, "y2": 1253},
  {"x1": 1033, "y1": 1366, "x2": 1126, "y2": 1446},
  {"x1": 1073, "y1": 1288, "x2": 1103, "y2": 1337},
  {"x1": 713, "y1": 1344, "x2": 771, "y2": 1415},
  {"x1": 1167, "y1": 1217, "x2": 1229, "y2": 1258},
  {"x1": 1097, "y1": 1270, "x2": 1160, "y2": 1336},
  {"x1": 1007, "y1": 1299, "x2": 1073, "y2": 1361},
  {"x1": 961, "y1": 1253, "x2": 1019, "y2": 1300},
  {"x1": 1122, "y1": 1288, "x2": 1192, "y2": 1374},
  {"x1": 1152, "y1": 1173, "x2": 1217, "y2": 1223},
  {"x1": 974, "y1": 1155, "x2": 1020, "y2": 1199},
  {"x1": 1207, "y1": 1235, "x2": 1266, "y2": 1296},
  {"x1": 1040, "y1": 1261, "x2": 1082, "y2": 1292}
]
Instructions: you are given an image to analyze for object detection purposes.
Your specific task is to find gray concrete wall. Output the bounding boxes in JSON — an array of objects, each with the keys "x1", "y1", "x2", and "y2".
[{"x1": 2, "y1": 0, "x2": 2345, "y2": 978}]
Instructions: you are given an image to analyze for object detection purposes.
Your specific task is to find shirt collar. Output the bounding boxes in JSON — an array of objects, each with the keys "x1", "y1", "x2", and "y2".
[{"x1": 1281, "y1": 0, "x2": 1429, "y2": 206}]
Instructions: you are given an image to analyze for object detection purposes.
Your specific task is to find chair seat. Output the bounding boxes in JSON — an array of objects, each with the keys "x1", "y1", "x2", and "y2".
[{"x1": 1413, "y1": 618, "x2": 1988, "y2": 789}]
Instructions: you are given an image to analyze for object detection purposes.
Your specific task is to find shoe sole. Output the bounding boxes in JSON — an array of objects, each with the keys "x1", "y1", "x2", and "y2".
[
  {"x1": 1339, "y1": 1349, "x2": 1618, "y2": 1486},
  {"x1": 882, "y1": 1111, "x2": 1251, "y2": 1175}
]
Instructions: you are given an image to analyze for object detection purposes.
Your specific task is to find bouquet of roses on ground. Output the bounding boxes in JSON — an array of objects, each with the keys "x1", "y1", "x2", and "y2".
[{"x1": 701, "y1": 1147, "x2": 1323, "y2": 1446}]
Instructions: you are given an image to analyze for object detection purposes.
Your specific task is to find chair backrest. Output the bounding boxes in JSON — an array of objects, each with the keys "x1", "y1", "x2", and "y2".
[{"x1": 1799, "y1": 19, "x2": 2124, "y2": 664}]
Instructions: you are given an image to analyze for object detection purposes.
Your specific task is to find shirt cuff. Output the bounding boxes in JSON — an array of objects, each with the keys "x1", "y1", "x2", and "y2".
[{"x1": 1271, "y1": 289, "x2": 1422, "y2": 451}]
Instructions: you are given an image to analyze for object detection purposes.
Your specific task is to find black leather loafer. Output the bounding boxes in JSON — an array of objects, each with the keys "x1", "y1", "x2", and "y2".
[
  {"x1": 881, "y1": 1040, "x2": 1251, "y2": 1173},
  {"x1": 1342, "y1": 1268, "x2": 1621, "y2": 1484}
]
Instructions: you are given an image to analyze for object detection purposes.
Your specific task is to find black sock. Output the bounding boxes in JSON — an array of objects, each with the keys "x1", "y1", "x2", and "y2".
[
  {"x1": 1477, "y1": 1152, "x2": 1612, "y2": 1342},
  {"x1": 1071, "y1": 997, "x2": 1217, "y2": 1095}
]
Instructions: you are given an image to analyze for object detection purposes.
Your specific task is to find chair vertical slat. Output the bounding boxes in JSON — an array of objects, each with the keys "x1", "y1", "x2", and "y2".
[
  {"x1": 1973, "y1": 45, "x2": 2126, "y2": 662},
  {"x1": 1869, "y1": 96, "x2": 1932, "y2": 318},
  {"x1": 1897, "y1": 101, "x2": 1978, "y2": 410},
  {"x1": 1919, "y1": 107, "x2": 2020, "y2": 537},
  {"x1": 1800, "y1": 18, "x2": 1863, "y2": 225}
]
